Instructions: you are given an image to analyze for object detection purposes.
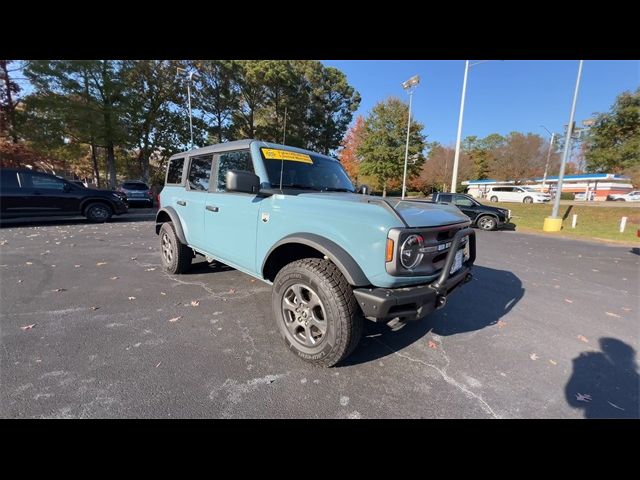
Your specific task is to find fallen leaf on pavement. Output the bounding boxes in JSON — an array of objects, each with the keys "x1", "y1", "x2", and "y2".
[
  {"x1": 74, "y1": 265, "x2": 81, "y2": 268},
  {"x1": 146, "y1": 267, "x2": 156, "y2": 271},
  {"x1": 21, "y1": 324, "x2": 36, "y2": 330},
  {"x1": 228, "y1": 289, "x2": 235, "y2": 294},
  {"x1": 26, "y1": 261, "x2": 33, "y2": 265},
  {"x1": 622, "y1": 307, "x2": 631, "y2": 312},
  {"x1": 428, "y1": 340, "x2": 438, "y2": 349},
  {"x1": 169, "y1": 316, "x2": 182, "y2": 322},
  {"x1": 191, "y1": 300, "x2": 200, "y2": 306},
  {"x1": 605, "y1": 312, "x2": 621, "y2": 318},
  {"x1": 110, "y1": 276, "x2": 119, "y2": 280},
  {"x1": 160, "y1": 292, "x2": 166, "y2": 296},
  {"x1": 130, "y1": 257, "x2": 137, "y2": 260},
  {"x1": 17, "y1": 279, "x2": 23, "y2": 283},
  {"x1": 577, "y1": 335, "x2": 589, "y2": 343},
  {"x1": 530, "y1": 353, "x2": 539, "y2": 361},
  {"x1": 592, "y1": 269, "x2": 599, "y2": 272},
  {"x1": 497, "y1": 320, "x2": 507, "y2": 328},
  {"x1": 155, "y1": 362, "x2": 162, "y2": 368},
  {"x1": 128, "y1": 296, "x2": 136, "y2": 301},
  {"x1": 52, "y1": 288, "x2": 66, "y2": 292},
  {"x1": 549, "y1": 359, "x2": 557, "y2": 365},
  {"x1": 575, "y1": 393, "x2": 592, "y2": 402},
  {"x1": 565, "y1": 299, "x2": 573, "y2": 303},
  {"x1": 90, "y1": 306, "x2": 99, "y2": 310},
  {"x1": 96, "y1": 262, "x2": 107, "y2": 266}
]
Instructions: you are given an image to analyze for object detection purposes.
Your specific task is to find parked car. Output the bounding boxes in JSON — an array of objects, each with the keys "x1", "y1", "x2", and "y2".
[
  {"x1": 607, "y1": 191, "x2": 640, "y2": 202},
  {"x1": 487, "y1": 186, "x2": 551, "y2": 203},
  {"x1": 0, "y1": 168, "x2": 128, "y2": 222},
  {"x1": 431, "y1": 192, "x2": 510, "y2": 231},
  {"x1": 156, "y1": 140, "x2": 476, "y2": 367},
  {"x1": 118, "y1": 180, "x2": 154, "y2": 207}
]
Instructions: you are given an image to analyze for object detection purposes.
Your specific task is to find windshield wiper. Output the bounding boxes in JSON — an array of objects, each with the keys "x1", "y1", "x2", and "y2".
[
  {"x1": 280, "y1": 184, "x2": 322, "y2": 191},
  {"x1": 320, "y1": 187, "x2": 355, "y2": 193}
]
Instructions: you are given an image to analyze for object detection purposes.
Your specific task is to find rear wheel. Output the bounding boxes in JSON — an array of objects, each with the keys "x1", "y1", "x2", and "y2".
[
  {"x1": 477, "y1": 215, "x2": 497, "y2": 231},
  {"x1": 159, "y1": 222, "x2": 192, "y2": 274},
  {"x1": 490, "y1": 196, "x2": 498, "y2": 202},
  {"x1": 272, "y1": 258, "x2": 362, "y2": 367},
  {"x1": 523, "y1": 196, "x2": 533, "y2": 203},
  {"x1": 85, "y1": 202, "x2": 112, "y2": 223}
]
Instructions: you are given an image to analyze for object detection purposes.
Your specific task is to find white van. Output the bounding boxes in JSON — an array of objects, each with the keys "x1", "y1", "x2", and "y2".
[{"x1": 488, "y1": 186, "x2": 551, "y2": 204}]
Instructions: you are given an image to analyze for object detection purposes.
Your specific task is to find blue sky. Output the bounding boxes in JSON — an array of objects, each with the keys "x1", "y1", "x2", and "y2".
[{"x1": 322, "y1": 60, "x2": 639, "y2": 146}]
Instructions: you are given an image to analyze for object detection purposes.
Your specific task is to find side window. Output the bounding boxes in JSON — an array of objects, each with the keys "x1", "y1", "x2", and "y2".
[
  {"x1": 31, "y1": 174, "x2": 66, "y2": 190},
  {"x1": 166, "y1": 157, "x2": 185, "y2": 184},
  {"x1": 187, "y1": 154, "x2": 213, "y2": 192},
  {"x1": 454, "y1": 196, "x2": 474, "y2": 207},
  {"x1": 216, "y1": 150, "x2": 253, "y2": 192},
  {"x1": 438, "y1": 194, "x2": 453, "y2": 203},
  {"x1": 0, "y1": 171, "x2": 20, "y2": 189}
]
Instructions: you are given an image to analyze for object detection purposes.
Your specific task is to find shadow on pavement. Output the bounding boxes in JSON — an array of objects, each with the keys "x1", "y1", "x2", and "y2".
[
  {"x1": 183, "y1": 259, "x2": 235, "y2": 275},
  {"x1": 565, "y1": 338, "x2": 639, "y2": 418},
  {"x1": 342, "y1": 265, "x2": 525, "y2": 366},
  {"x1": 0, "y1": 209, "x2": 157, "y2": 229},
  {"x1": 631, "y1": 248, "x2": 639, "y2": 256}
]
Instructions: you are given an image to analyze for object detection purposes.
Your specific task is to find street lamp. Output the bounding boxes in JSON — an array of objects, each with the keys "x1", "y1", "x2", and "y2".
[
  {"x1": 543, "y1": 60, "x2": 584, "y2": 232},
  {"x1": 451, "y1": 60, "x2": 496, "y2": 193},
  {"x1": 540, "y1": 125, "x2": 556, "y2": 191},
  {"x1": 177, "y1": 67, "x2": 199, "y2": 149},
  {"x1": 401, "y1": 74, "x2": 420, "y2": 199}
]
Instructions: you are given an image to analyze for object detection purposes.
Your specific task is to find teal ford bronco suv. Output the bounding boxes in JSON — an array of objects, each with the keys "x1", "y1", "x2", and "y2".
[{"x1": 156, "y1": 140, "x2": 475, "y2": 367}]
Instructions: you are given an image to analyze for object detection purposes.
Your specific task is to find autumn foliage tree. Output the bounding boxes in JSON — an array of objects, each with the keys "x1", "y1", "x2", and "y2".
[{"x1": 338, "y1": 115, "x2": 365, "y2": 183}]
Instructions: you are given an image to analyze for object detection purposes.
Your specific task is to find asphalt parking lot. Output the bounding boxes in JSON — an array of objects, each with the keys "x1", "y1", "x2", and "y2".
[{"x1": 1, "y1": 209, "x2": 638, "y2": 418}]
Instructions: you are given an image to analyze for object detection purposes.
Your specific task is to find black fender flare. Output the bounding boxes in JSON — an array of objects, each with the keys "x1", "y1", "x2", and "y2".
[
  {"x1": 155, "y1": 207, "x2": 187, "y2": 244},
  {"x1": 262, "y1": 233, "x2": 370, "y2": 287}
]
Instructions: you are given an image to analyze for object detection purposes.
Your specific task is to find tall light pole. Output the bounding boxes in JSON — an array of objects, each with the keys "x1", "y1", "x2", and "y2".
[
  {"x1": 177, "y1": 67, "x2": 199, "y2": 149},
  {"x1": 401, "y1": 75, "x2": 420, "y2": 199},
  {"x1": 544, "y1": 60, "x2": 584, "y2": 232},
  {"x1": 450, "y1": 60, "x2": 494, "y2": 193},
  {"x1": 540, "y1": 125, "x2": 556, "y2": 191}
]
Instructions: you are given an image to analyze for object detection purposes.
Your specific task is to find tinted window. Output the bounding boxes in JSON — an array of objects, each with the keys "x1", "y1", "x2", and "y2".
[
  {"x1": 1, "y1": 171, "x2": 19, "y2": 189},
  {"x1": 122, "y1": 182, "x2": 149, "y2": 190},
  {"x1": 217, "y1": 150, "x2": 253, "y2": 192},
  {"x1": 188, "y1": 154, "x2": 213, "y2": 191},
  {"x1": 167, "y1": 158, "x2": 185, "y2": 184},
  {"x1": 454, "y1": 196, "x2": 474, "y2": 207},
  {"x1": 31, "y1": 174, "x2": 66, "y2": 190},
  {"x1": 438, "y1": 194, "x2": 453, "y2": 203}
]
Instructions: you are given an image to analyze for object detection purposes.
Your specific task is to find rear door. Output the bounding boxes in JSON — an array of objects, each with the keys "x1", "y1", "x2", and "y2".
[
  {"x1": 180, "y1": 153, "x2": 213, "y2": 250},
  {"x1": 0, "y1": 170, "x2": 26, "y2": 217},
  {"x1": 203, "y1": 149, "x2": 262, "y2": 272}
]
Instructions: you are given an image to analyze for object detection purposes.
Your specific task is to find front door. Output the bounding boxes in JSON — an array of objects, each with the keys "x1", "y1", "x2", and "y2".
[
  {"x1": 20, "y1": 171, "x2": 77, "y2": 215},
  {"x1": 452, "y1": 195, "x2": 479, "y2": 221},
  {"x1": 204, "y1": 149, "x2": 262, "y2": 272}
]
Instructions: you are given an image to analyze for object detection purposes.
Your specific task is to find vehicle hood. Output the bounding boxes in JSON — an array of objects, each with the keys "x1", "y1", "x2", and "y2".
[{"x1": 297, "y1": 193, "x2": 470, "y2": 228}]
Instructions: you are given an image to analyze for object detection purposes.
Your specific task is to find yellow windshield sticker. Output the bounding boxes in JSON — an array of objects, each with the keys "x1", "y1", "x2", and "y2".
[{"x1": 261, "y1": 148, "x2": 313, "y2": 164}]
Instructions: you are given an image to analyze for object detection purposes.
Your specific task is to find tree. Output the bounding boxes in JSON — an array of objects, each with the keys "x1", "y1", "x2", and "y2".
[
  {"x1": 489, "y1": 132, "x2": 549, "y2": 181},
  {"x1": 357, "y1": 97, "x2": 426, "y2": 196},
  {"x1": 585, "y1": 88, "x2": 640, "y2": 175},
  {"x1": 463, "y1": 133, "x2": 505, "y2": 180},
  {"x1": 338, "y1": 116, "x2": 365, "y2": 183},
  {"x1": 0, "y1": 60, "x2": 22, "y2": 143}
]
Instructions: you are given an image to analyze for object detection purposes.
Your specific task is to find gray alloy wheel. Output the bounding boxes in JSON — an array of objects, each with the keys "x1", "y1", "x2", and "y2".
[
  {"x1": 161, "y1": 231, "x2": 174, "y2": 265},
  {"x1": 281, "y1": 283, "x2": 328, "y2": 347},
  {"x1": 523, "y1": 196, "x2": 533, "y2": 203},
  {"x1": 85, "y1": 203, "x2": 112, "y2": 223},
  {"x1": 477, "y1": 215, "x2": 497, "y2": 231},
  {"x1": 490, "y1": 196, "x2": 498, "y2": 202},
  {"x1": 159, "y1": 222, "x2": 192, "y2": 274}
]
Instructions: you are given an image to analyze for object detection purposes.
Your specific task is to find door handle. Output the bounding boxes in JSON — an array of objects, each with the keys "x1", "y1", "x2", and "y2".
[
  {"x1": 206, "y1": 205, "x2": 219, "y2": 213},
  {"x1": 176, "y1": 200, "x2": 186, "y2": 206}
]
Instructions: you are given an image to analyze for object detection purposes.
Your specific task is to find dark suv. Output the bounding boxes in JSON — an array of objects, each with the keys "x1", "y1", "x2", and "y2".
[
  {"x1": 0, "y1": 168, "x2": 128, "y2": 222},
  {"x1": 118, "y1": 180, "x2": 154, "y2": 207}
]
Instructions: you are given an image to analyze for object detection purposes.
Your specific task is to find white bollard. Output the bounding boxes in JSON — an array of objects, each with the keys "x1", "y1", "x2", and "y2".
[
  {"x1": 572, "y1": 214, "x2": 578, "y2": 229},
  {"x1": 620, "y1": 216, "x2": 628, "y2": 233}
]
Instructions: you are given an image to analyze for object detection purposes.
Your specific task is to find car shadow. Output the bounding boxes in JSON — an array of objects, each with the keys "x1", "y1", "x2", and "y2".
[
  {"x1": 500, "y1": 222, "x2": 517, "y2": 231},
  {"x1": 564, "y1": 338, "x2": 639, "y2": 418},
  {"x1": 631, "y1": 248, "x2": 639, "y2": 256},
  {"x1": 341, "y1": 265, "x2": 525, "y2": 366},
  {"x1": 183, "y1": 259, "x2": 235, "y2": 275},
  {"x1": 0, "y1": 210, "x2": 157, "y2": 229}
]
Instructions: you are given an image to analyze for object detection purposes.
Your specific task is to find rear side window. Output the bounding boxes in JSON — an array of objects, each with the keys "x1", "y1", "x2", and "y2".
[
  {"x1": 1, "y1": 171, "x2": 20, "y2": 189},
  {"x1": 187, "y1": 154, "x2": 213, "y2": 191},
  {"x1": 166, "y1": 157, "x2": 185, "y2": 184},
  {"x1": 216, "y1": 150, "x2": 253, "y2": 192},
  {"x1": 438, "y1": 194, "x2": 453, "y2": 203}
]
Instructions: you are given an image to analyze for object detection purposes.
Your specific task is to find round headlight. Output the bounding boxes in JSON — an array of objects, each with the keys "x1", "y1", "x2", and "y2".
[{"x1": 400, "y1": 234, "x2": 424, "y2": 269}]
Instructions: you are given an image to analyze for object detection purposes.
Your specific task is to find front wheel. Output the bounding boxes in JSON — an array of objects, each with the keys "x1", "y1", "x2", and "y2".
[
  {"x1": 477, "y1": 215, "x2": 497, "y2": 231},
  {"x1": 523, "y1": 196, "x2": 533, "y2": 204},
  {"x1": 272, "y1": 258, "x2": 363, "y2": 367},
  {"x1": 490, "y1": 196, "x2": 498, "y2": 202},
  {"x1": 85, "y1": 202, "x2": 113, "y2": 223}
]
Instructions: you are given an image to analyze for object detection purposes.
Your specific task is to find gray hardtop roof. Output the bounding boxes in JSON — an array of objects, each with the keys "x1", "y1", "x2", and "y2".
[{"x1": 168, "y1": 139, "x2": 338, "y2": 162}]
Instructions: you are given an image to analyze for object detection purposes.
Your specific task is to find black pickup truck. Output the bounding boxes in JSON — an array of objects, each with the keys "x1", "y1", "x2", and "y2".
[{"x1": 430, "y1": 192, "x2": 510, "y2": 231}]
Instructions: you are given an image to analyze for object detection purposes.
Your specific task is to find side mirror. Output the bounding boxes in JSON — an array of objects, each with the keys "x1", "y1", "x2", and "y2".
[
  {"x1": 226, "y1": 170, "x2": 260, "y2": 194},
  {"x1": 358, "y1": 184, "x2": 370, "y2": 195}
]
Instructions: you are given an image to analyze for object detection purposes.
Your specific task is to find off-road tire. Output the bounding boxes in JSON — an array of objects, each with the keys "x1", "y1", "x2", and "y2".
[
  {"x1": 159, "y1": 222, "x2": 192, "y2": 274},
  {"x1": 272, "y1": 258, "x2": 363, "y2": 367},
  {"x1": 490, "y1": 195, "x2": 498, "y2": 202},
  {"x1": 85, "y1": 202, "x2": 113, "y2": 223}
]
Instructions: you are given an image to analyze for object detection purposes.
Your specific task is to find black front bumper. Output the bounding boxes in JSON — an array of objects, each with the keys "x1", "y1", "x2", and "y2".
[{"x1": 353, "y1": 228, "x2": 475, "y2": 322}]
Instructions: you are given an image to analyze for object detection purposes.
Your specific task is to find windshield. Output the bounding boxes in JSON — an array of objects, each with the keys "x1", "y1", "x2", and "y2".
[
  {"x1": 122, "y1": 182, "x2": 149, "y2": 190},
  {"x1": 262, "y1": 149, "x2": 355, "y2": 193}
]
